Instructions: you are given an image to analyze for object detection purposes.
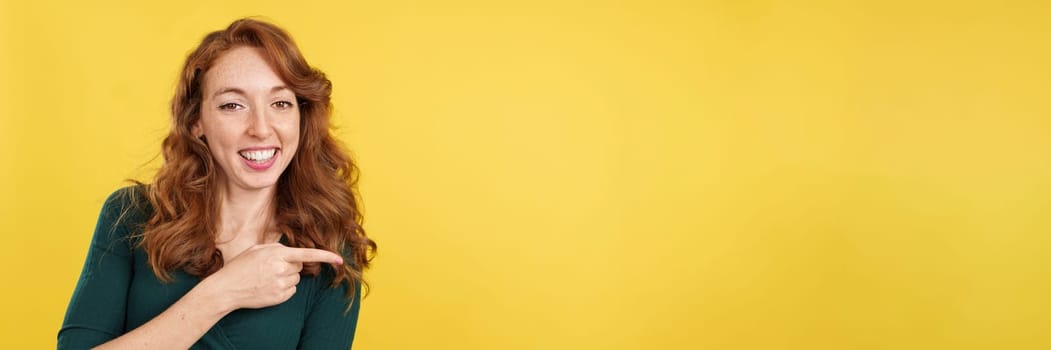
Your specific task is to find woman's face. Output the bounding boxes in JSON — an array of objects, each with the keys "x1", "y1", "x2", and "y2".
[{"x1": 194, "y1": 46, "x2": 300, "y2": 193}]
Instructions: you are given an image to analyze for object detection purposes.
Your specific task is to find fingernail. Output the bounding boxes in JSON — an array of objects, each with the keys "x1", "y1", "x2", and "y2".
[{"x1": 335, "y1": 257, "x2": 344, "y2": 265}]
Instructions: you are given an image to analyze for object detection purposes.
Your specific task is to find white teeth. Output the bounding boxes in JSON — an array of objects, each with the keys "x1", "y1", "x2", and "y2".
[{"x1": 239, "y1": 148, "x2": 276, "y2": 161}]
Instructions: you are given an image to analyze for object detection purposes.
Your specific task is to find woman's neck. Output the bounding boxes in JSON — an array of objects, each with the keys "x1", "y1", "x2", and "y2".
[{"x1": 215, "y1": 182, "x2": 278, "y2": 244}]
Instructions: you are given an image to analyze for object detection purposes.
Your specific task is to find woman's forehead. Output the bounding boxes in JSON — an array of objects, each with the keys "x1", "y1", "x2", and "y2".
[{"x1": 203, "y1": 47, "x2": 289, "y2": 96}]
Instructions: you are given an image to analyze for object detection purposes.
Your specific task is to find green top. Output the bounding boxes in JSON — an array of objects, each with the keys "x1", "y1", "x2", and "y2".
[{"x1": 58, "y1": 186, "x2": 361, "y2": 349}]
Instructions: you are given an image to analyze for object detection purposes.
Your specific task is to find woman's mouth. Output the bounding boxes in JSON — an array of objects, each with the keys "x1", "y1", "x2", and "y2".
[{"x1": 238, "y1": 148, "x2": 279, "y2": 170}]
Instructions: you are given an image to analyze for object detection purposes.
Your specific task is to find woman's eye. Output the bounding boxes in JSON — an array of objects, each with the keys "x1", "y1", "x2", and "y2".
[
  {"x1": 219, "y1": 103, "x2": 243, "y2": 111},
  {"x1": 273, "y1": 101, "x2": 294, "y2": 109}
]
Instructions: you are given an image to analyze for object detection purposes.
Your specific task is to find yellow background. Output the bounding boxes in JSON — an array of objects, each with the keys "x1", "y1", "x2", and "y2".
[{"x1": 2, "y1": 0, "x2": 1050, "y2": 349}]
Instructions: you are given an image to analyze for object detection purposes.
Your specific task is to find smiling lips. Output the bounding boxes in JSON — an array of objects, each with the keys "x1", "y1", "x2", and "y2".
[{"x1": 239, "y1": 147, "x2": 279, "y2": 170}]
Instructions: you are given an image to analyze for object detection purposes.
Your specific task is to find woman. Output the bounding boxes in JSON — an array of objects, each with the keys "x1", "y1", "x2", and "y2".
[{"x1": 58, "y1": 18, "x2": 376, "y2": 349}]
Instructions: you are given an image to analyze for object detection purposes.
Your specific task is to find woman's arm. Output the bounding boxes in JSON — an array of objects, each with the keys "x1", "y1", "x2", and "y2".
[
  {"x1": 90, "y1": 277, "x2": 233, "y2": 349},
  {"x1": 92, "y1": 244, "x2": 342, "y2": 349},
  {"x1": 297, "y1": 275, "x2": 362, "y2": 349},
  {"x1": 58, "y1": 189, "x2": 138, "y2": 348}
]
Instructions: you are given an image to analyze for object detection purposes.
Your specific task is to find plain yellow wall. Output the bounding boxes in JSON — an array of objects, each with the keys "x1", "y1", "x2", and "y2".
[{"x1": 3, "y1": 0, "x2": 1051, "y2": 349}]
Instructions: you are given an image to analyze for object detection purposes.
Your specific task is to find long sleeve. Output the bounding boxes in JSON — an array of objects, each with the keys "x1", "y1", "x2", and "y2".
[
  {"x1": 297, "y1": 273, "x2": 363, "y2": 350},
  {"x1": 58, "y1": 187, "x2": 141, "y2": 349}
]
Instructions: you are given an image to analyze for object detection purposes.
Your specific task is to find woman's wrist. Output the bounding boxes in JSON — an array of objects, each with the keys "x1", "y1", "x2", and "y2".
[{"x1": 192, "y1": 274, "x2": 238, "y2": 317}]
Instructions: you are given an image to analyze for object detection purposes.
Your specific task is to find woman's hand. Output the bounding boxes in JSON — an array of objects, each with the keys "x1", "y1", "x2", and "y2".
[{"x1": 203, "y1": 243, "x2": 344, "y2": 310}]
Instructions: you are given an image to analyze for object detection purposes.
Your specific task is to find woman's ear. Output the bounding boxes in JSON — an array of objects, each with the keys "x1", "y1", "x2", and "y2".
[{"x1": 192, "y1": 122, "x2": 203, "y2": 139}]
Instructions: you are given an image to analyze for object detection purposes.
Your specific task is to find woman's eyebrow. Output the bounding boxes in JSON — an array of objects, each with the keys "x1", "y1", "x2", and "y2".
[
  {"x1": 212, "y1": 87, "x2": 245, "y2": 98},
  {"x1": 211, "y1": 85, "x2": 291, "y2": 98}
]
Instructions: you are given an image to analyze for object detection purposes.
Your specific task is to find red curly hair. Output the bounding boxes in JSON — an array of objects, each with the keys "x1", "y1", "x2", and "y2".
[{"x1": 138, "y1": 18, "x2": 375, "y2": 298}]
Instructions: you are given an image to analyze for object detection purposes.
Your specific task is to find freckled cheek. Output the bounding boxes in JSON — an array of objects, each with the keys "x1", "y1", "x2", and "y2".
[
  {"x1": 284, "y1": 134, "x2": 301, "y2": 156},
  {"x1": 278, "y1": 119, "x2": 301, "y2": 150},
  {"x1": 199, "y1": 125, "x2": 240, "y2": 159}
]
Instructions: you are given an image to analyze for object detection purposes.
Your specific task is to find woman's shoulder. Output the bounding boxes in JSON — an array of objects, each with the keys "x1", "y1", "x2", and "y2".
[
  {"x1": 96, "y1": 184, "x2": 153, "y2": 244},
  {"x1": 102, "y1": 184, "x2": 152, "y2": 216}
]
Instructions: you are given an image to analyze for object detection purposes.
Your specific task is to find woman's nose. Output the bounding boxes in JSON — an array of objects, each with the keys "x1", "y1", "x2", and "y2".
[{"x1": 247, "y1": 107, "x2": 274, "y2": 138}]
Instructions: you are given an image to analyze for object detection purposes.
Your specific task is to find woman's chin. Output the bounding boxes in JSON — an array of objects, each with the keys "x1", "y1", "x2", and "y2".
[{"x1": 228, "y1": 175, "x2": 281, "y2": 192}]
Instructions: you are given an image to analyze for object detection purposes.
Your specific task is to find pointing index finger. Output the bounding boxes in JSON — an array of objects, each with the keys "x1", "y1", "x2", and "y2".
[{"x1": 282, "y1": 247, "x2": 343, "y2": 265}]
